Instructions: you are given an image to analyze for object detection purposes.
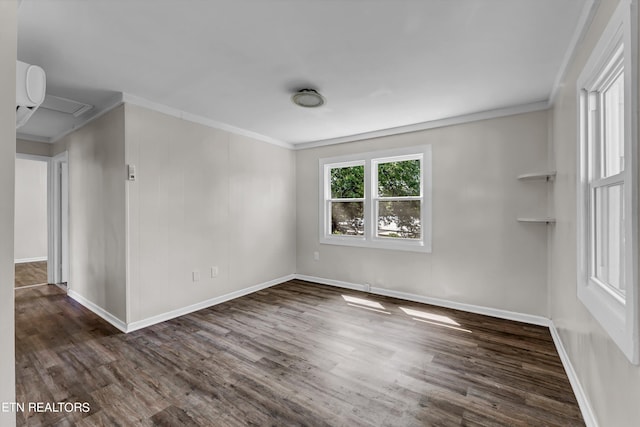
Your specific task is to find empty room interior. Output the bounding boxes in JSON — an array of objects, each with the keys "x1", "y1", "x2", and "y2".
[{"x1": 2, "y1": 0, "x2": 640, "y2": 425}]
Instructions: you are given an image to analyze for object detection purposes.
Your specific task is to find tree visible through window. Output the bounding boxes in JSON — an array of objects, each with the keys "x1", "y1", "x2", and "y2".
[
  {"x1": 376, "y1": 159, "x2": 421, "y2": 239},
  {"x1": 330, "y1": 164, "x2": 364, "y2": 235}
]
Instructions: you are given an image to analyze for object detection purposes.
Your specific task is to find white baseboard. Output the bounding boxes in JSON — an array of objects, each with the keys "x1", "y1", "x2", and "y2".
[
  {"x1": 69, "y1": 274, "x2": 295, "y2": 334},
  {"x1": 125, "y1": 274, "x2": 295, "y2": 333},
  {"x1": 549, "y1": 325, "x2": 598, "y2": 427},
  {"x1": 294, "y1": 274, "x2": 551, "y2": 327},
  {"x1": 295, "y1": 274, "x2": 367, "y2": 292},
  {"x1": 67, "y1": 290, "x2": 128, "y2": 333},
  {"x1": 15, "y1": 256, "x2": 47, "y2": 264},
  {"x1": 374, "y1": 287, "x2": 552, "y2": 327}
]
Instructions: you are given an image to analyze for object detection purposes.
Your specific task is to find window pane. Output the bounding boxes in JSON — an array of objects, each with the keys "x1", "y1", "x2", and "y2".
[
  {"x1": 377, "y1": 200, "x2": 421, "y2": 239},
  {"x1": 593, "y1": 184, "x2": 625, "y2": 294},
  {"x1": 378, "y1": 159, "x2": 421, "y2": 197},
  {"x1": 602, "y1": 71, "x2": 625, "y2": 177},
  {"x1": 331, "y1": 165, "x2": 364, "y2": 199},
  {"x1": 331, "y1": 202, "x2": 364, "y2": 236}
]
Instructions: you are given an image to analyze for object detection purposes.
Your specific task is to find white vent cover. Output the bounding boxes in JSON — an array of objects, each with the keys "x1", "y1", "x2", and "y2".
[{"x1": 40, "y1": 95, "x2": 93, "y2": 117}]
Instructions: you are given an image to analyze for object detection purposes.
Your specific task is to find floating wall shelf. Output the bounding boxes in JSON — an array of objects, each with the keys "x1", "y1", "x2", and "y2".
[
  {"x1": 517, "y1": 217, "x2": 556, "y2": 224},
  {"x1": 517, "y1": 171, "x2": 556, "y2": 181},
  {"x1": 517, "y1": 170, "x2": 555, "y2": 224}
]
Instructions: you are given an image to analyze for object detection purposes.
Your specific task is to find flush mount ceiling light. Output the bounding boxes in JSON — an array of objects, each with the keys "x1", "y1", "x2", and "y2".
[{"x1": 291, "y1": 89, "x2": 325, "y2": 108}]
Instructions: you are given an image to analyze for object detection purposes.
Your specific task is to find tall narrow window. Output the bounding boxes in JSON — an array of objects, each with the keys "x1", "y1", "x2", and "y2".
[
  {"x1": 589, "y1": 51, "x2": 626, "y2": 300},
  {"x1": 320, "y1": 146, "x2": 431, "y2": 252},
  {"x1": 577, "y1": 0, "x2": 638, "y2": 364}
]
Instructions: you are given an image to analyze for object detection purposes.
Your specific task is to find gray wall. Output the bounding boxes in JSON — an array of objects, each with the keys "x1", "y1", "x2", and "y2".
[
  {"x1": 549, "y1": 0, "x2": 640, "y2": 425},
  {"x1": 0, "y1": 1, "x2": 17, "y2": 426},
  {"x1": 125, "y1": 104, "x2": 296, "y2": 323},
  {"x1": 297, "y1": 110, "x2": 550, "y2": 316},
  {"x1": 53, "y1": 105, "x2": 127, "y2": 322}
]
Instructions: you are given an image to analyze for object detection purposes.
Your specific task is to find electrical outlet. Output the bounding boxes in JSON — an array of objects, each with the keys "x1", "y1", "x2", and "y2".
[
  {"x1": 192, "y1": 271, "x2": 200, "y2": 282},
  {"x1": 211, "y1": 266, "x2": 219, "y2": 278},
  {"x1": 313, "y1": 251, "x2": 320, "y2": 261}
]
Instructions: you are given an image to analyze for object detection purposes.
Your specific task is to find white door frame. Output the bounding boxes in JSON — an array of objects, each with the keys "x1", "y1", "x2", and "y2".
[{"x1": 50, "y1": 151, "x2": 69, "y2": 285}]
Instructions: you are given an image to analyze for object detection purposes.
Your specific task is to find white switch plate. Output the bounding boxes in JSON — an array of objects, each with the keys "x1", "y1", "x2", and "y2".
[
  {"x1": 192, "y1": 271, "x2": 200, "y2": 282},
  {"x1": 211, "y1": 266, "x2": 218, "y2": 278},
  {"x1": 313, "y1": 251, "x2": 320, "y2": 261}
]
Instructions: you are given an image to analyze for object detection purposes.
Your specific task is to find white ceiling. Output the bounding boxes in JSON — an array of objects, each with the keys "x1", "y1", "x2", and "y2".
[{"x1": 17, "y1": 0, "x2": 591, "y2": 146}]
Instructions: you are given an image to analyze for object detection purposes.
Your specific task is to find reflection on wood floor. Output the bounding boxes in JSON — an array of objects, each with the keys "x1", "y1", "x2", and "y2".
[
  {"x1": 15, "y1": 280, "x2": 584, "y2": 426},
  {"x1": 14, "y1": 261, "x2": 47, "y2": 288}
]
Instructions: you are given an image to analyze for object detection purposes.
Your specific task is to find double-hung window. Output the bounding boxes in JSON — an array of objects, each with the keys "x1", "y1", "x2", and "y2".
[
  {"x1": 577, "y1": 0, "x2": 638, "y2": 364},
  {"x1": 320, "y1": 146, "x2": 431, "y2": 252}
]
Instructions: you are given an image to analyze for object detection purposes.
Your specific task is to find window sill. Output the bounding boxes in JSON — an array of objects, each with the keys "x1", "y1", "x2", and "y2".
[{"x1": 320, "y1": 236, "x2": 431, "y2": 253}]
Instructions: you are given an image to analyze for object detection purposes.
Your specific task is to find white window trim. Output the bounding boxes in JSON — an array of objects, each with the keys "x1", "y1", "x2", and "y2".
[
  {"x1": 576, "y1": 0, "x2": 639, "y2": 364},
  {"x1": 319, "y1": 145, "x2": 432, "y2": 253}
]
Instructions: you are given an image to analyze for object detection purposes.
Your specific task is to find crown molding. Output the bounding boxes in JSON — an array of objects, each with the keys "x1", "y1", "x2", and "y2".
[
  {"x1": 22, "y1": 97, "x2": 562, "y2": 151},
  {"x1": 121, "y1": 93, "x2": 294, "y2": 150},
  {"x1": 15, "y1": 133, "x2": 51, "y2": 143},
  {"x1": 294, "y1": 100, "x2": 550, "y2": 150},
  {"x1": 548, "y1": 0, "x2": 599, "y2": 105}
]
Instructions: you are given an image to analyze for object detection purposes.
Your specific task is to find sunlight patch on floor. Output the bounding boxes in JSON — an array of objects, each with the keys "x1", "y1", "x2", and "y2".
[
  {"x1": 399, "y1": 307, "x2": 460, "y2": 326},
  {"x1": 342, "y1": 295, "x2": 385, "y2": 310}
]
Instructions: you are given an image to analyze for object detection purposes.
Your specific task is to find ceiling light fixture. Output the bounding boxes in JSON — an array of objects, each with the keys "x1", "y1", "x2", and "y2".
[{"x1": 291, "y1": 89, "x2": 325, "y2": 108}]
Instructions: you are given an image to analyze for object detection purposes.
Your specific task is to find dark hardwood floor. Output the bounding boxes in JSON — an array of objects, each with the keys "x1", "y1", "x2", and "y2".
[
  {"x1": 15, "y1": 280, "x2": 584, "y2": 426},
  {"x1": 14, "y1": 261, "x2": 48, "y2": 288}
]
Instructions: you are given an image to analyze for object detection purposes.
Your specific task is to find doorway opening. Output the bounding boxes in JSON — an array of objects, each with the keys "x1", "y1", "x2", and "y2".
[
  {"x1": 13, "y1": 151, "x2": 69, "y2": 290},
  {"x1": 14, "y1": 154, "x2": 48, "y2": 289}
]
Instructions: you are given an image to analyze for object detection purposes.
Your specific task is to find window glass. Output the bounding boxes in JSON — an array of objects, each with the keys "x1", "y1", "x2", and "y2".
[
  {"x1": 377, "y1": 200, "x2": 421, "y2": 239},
  {"x1": 593, "y1": 183, "x2": 625, "y2": 294},
  {"x1": 331, "y1": 202, "x2": 364, "y2": 236},
  {"x1": 331, "y1": 165, "x2": 364, "y2": 199},
  {"x1": 377, "y1": 159, "x2": 421, "y2": 197},
  {"x1": 602, "y1": 71, "x2": 625, "y2": 178}
]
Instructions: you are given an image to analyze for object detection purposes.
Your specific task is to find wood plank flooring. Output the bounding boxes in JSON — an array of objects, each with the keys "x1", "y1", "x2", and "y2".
[
  {"x1": 14, "y1": 261, "x2": 48, "y2": 288},
  {"x1": 15, "y1": 280, "x2": 584, "y2": 426}
]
